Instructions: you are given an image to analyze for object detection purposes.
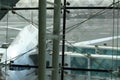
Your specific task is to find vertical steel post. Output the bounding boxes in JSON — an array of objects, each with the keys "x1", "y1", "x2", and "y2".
[
  {"x1": 52, "y1": 0, "x2": 61, "y2": 80},
  {"x1": 38, "y1": 0, "x2": 46, "y2": 80},
  {"x1": 61, "y1": 0, "x2": 67, "y2": 80},
  {"x1": 87, "y1": 57, "x2": 91, "y2": 80}
]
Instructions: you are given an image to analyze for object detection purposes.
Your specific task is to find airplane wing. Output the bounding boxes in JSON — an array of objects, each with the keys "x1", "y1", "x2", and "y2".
[
  {"x1": 0, "y1": 24, "x2": 38, "y2": 80},
  {"x1": 73, "y1": 36, "x2": 120, "y2": 46},
  {"x1": 0, "y1": 26, "x2": 22, "y2": 31},
  {"x1": 6, "y1": 24, "x2": 38, "y2": 60},
  {"x1": 0, "y1": 24, "x2": 38, "y2": 64}
]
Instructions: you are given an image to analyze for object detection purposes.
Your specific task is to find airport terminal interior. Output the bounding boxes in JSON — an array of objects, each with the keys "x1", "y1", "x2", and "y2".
[{"x1": 0, "y1": 0, "x2": 120, "y2": 80}]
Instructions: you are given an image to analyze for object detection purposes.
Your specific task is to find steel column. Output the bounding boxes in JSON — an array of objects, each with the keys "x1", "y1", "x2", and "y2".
[
  {"x1": 52, "y1": 0, "x2": 61, "y2": 80},
  {"x1": 38, "y1": 0, "x2": 47, "y2": 80}
]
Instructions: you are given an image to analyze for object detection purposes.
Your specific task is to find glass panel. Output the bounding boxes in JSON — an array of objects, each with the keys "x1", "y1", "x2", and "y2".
[
  {"x1": 0, "y1": 0, "x2": 120, "y2": 80},
  {"x1": 65, "y1": 9, "x2": 120, "y2": 47}
]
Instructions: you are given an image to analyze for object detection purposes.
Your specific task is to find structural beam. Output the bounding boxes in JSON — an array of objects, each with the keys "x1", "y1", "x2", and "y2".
[
  {"x1": 63, "y1": 67, "x2": 112, "y2": 73},
  {"x1": 52, "y1": 0, "x2": 61, "y2": 80},
  {"x1": 1, "y1": 7, "x2": 120, "y2": 10},
  {"x1": 38, "y1": 0, "x2": 46, "y2": 80},
  {"x1": 87, "y1": 56, "x2": 91, "y2": 80}
]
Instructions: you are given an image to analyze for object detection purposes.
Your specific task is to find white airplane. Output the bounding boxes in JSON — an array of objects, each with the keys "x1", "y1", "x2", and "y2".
[
  {"x1": 0, "y1": 1, "x2": 119, "y2": 80},
  {"x1": 0, "y1": 24, "x2": 119, "y2": 80},
  {"x1": 0, "y1": 24, "x2": 38, "y2": 80}
]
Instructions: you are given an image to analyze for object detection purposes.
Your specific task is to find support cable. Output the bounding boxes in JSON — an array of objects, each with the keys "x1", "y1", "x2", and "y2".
[
  {"x1": 9, "y1": 2, "x2": 120, "y2": 34},
  {"x1": 11, "y1": 10, "x2": 37, "y2": 26},
  {"x1": 64, "y1": 1, "x2": 120, "y2": 33},
  {"x1": 8, "y1": 1, "x2": 120, "y2": 35}
]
